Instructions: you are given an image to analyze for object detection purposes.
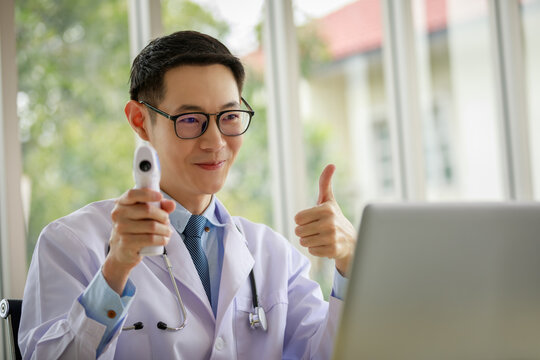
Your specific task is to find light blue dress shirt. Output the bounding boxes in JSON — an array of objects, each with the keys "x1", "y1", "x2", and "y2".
[
  {"x1": 80, "y1": 194, "x2": 348, "y2": 357},
  {"x1": 165, "y1": 193, "x2": 225, "y2": 316}
]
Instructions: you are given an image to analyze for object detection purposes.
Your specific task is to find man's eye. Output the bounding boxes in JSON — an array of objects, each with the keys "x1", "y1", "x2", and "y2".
[
  {"x1": 223, "y1": 113, "x2": 240, "y2": 121},
  {"x1": 178, "y1": 116, "x2": 199, "y2": 124}
]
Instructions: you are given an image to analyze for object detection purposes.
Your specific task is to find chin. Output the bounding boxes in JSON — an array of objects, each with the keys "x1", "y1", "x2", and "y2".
[{"x1": 198, "y1": 181, "x2": 226, "y2": 195}]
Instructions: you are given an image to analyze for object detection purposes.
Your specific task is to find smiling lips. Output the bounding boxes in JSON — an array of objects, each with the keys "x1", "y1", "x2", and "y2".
[{"x1": 196, "y1": 160, "x2": 226, "y2": 170}]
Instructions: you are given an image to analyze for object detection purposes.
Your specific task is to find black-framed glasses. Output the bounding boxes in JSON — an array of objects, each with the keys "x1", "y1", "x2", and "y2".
[{"x1": 139, "y1": 98, "x2": 254, "y2": 139}]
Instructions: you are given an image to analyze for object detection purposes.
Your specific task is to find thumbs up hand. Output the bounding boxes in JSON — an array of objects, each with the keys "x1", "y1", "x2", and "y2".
[{"x1": 294, "y1": 164, "x2": 357, "y2": 276}]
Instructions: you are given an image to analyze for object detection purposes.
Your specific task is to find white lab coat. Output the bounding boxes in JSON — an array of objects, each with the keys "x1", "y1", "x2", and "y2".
[{"x1": 19, "y1": 199, "x2": 342, "y2": 359}]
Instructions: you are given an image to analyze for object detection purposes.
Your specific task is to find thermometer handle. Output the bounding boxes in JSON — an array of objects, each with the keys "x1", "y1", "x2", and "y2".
[{"x1": 133, "y1": 144, "x2": 163, "y2": 256}]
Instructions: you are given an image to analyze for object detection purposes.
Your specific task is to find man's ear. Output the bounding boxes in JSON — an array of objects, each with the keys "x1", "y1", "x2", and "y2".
[{"x1": 125, "y1": 100, "x2": 150, "y2": 141}]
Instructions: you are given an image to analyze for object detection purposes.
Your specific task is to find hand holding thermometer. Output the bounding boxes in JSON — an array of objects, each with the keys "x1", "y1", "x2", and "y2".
[{"x1": 133, "y1": 143, "x2": 163, "y2": 256}]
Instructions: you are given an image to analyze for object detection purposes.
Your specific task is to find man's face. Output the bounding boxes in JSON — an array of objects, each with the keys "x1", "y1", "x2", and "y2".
[{"x1": 145, "y1": 64, "x2": 243, "y2": 210}]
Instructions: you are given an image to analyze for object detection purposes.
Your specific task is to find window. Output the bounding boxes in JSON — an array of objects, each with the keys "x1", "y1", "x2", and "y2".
[
  {"x1": 294, "y1": 0, "x2": 391, "y2": 293},
  {"x1": 295, "y1": 0, "x2": 392, "y2": 221},
  {"x1": 9, "y1": 0, "x2": 538, "y2": 297},
  {"x1": 16, "y1": 0, "x2": 131, "y2": 260},
  {"x1": 413, "y1": 0, "x2": 504, "y2": 200}
]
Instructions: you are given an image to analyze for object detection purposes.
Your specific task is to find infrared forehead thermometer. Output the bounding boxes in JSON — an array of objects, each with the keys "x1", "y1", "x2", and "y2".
[{"x1": 133, "y1": 143, "x2": 163, "y2": 256}]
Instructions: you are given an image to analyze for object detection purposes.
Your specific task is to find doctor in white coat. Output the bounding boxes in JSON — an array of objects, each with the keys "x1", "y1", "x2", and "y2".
[{"x1": 19, "y1": 30, "x2": 357, "y2": 359}]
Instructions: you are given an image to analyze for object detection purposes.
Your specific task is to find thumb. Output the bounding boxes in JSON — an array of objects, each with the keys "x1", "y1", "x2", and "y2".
[{"x1": 317, "y1": 164, "x2": 336, "y2": 205}]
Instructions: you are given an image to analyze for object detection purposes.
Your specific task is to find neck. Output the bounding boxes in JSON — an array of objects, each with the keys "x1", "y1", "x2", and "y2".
[
  {"x1": 164, "y1": 188, "x2": 212, "y2": 215},
  {"x1": 188, "y1": 195, "x2": 212, "y2": 215}
]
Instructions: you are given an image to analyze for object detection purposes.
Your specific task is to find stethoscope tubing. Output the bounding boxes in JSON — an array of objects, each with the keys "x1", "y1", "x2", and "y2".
[
  {"x1": 161, "y1": 250, "x2": 188, "y2": 330},
  {"x1": 110, "y1": 223, "x2": 267, "y2": 332}
]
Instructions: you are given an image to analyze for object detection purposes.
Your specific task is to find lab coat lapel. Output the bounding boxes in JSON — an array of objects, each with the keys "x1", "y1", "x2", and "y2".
[
  {"x1": 144, "y1": 225, "x2": 214, "y2": 318},
  {"x1": 215, "y1": 220, "x2": 254, "y2": 331}
]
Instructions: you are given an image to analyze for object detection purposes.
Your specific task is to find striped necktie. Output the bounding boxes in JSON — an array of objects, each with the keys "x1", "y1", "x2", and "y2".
[{"x1": 183, "y1": 215, "x2": 211, "y2": 302}]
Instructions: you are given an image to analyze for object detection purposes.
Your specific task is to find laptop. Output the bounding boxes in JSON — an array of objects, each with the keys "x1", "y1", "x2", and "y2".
[{"x1": 333, "y1": 202, "x2": 540, "y2": 360}]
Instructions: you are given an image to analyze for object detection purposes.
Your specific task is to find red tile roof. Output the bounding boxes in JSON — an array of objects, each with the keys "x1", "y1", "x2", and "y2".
[
  {"x1": 316, "y1": 0, "x2": 492, "y2": 60},
  {"x1": 316, "y1": 0, "x2": 448, "y2": 59},
  {"x1": 242, "y1": 0, "x2": 490, "y2": 68},
  {"x1": 317, "y1": 0, "x2": 385, "y2": 59}
]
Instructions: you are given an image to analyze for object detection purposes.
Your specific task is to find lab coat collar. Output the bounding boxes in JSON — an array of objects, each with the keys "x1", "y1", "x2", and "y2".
[{"x1": 213, "y1": 199, "x2": 254, "y2": 332}]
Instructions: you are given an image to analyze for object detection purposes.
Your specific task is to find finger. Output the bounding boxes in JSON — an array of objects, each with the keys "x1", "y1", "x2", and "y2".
[
  {"x1": 295, "y1": 216, "x2": 332, "y2": 238},
  {"x1": 294, "y1": 202, "x2": 334, "y2": 226},
  {"x1": 118, "y1": 188, "x2": 162, "y2": 205},
  {"x1": 317, "y1": 164, "x2": 336, "y2": 205},
  {"x1": 295, "y1": 221, "x2": 319, "y2": 238},
  {"x1": 296, "y1": 219, "x2": 337, "y2": 240},
  {"x1": 294, "y1": 207, "x2": 318, "y2": 226},
  {"x1": 110, "y1": 233, "x2": 170, "y2": 256},
  {"x1": 307, "y1": 244, "x2": 337, "y2": 258},
  {"x1": 113, "y1": 203, "x2": 170, "y2": 224},
  {"x1": 298, "y1": 234, "x2": 331, "y2": 248},
  {"x1": 115, "y1": 219, "x2": 172, "y2": 237},
  {"x1": 121, "y1": 234, "x2": 170, "y2": 248}
]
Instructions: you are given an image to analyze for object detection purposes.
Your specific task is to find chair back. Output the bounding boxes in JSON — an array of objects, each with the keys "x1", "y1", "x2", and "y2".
[{"x1": 1, "y1": 298, "x2": 23, "y2": 360}]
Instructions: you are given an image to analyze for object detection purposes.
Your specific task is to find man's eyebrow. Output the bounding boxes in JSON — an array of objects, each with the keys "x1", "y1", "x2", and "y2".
[
  {"x1": 221, "y1": 101, "x2": 240, "y2": 109},
  {"x1": 173, "y1": 104, "x2": 203, "y2": 114},
  {"x1": 172, "y1": 101, "x2": 241, "y2": 114}
]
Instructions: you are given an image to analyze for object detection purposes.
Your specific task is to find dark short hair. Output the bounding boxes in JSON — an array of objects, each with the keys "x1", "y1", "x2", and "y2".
[{"x1": 129, "y1": 30, "x2": 245, "y2": 106}]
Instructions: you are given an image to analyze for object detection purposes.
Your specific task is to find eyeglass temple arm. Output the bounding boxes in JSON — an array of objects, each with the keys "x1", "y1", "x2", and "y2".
[{"x1": 139, "y1": 100, "x2": 173, "y2": 120}]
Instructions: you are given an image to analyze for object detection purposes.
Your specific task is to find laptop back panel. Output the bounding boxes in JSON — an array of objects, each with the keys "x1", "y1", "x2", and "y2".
[{"x1": 333, "y1": 203, "x2": 540, "y2": 360}]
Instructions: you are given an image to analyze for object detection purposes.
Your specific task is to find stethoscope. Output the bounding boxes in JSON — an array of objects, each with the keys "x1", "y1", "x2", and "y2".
[{"x1": 110, "y1": 225, "x2": 268, "y2": 333}]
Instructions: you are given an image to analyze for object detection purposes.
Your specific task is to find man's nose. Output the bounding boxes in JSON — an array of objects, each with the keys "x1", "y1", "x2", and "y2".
[{"x1": 199, "y1": 115, "x2": 226, "y2": 150}]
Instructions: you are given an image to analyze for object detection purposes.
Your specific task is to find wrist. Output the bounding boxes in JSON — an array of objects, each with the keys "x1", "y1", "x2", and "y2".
[
  {"x1": 335, "y1": 256, "x2": 351, "y2": 278},
  {"x1": 102, "y1": 256, "x2": 133, "y2": 295}
]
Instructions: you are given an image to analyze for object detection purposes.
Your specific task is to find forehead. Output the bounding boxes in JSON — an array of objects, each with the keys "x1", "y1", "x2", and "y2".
[{"x1": 161, "y1": 64, "x2": 240, "y2": 108}]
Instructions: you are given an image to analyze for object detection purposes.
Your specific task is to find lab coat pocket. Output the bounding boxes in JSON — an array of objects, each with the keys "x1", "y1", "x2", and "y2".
[
  {"x1": 116, "y1": 320, "x2": 152, "y2": 359},
  {"x1": 234, "y1": 294, "x2": 288, "y2": 360}
]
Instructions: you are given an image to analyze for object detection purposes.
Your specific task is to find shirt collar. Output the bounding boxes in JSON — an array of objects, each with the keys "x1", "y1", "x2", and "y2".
[{"x1": 162, "y1": 192, "x2": 226, "y2": 233}]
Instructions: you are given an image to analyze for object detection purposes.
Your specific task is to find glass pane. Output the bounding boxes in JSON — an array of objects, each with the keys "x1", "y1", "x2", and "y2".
[
  {"x1": 294, "y1": 0, "x2": 392, "y2": 294},
  {"x1": 521, "y1": 0, "x2": 540, "y2": 200},
  {"x1": 16, "y1": 0, "x2": 131, "y2": 262},
  {"x1": 413, "y1": 0, "x2": 504, "y2": 200},
  {"x1": 161, "y1": 0, "x2": 272, "y2": 226}
]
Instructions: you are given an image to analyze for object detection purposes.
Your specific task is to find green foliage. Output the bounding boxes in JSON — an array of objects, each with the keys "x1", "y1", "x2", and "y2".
[
  {"x1": 162, "y1": 0, "x2": 230, "y2": 39},
  {"x1": 297, "y1": 23, "x2": 332, "y2": 78},
  {"x1": 252, "y1": 19, "x2": 332, "y2": 77},
  {"x1": 16, "y1": 0, "x2": 133, "y2": 260},
  {"x1": 303, "y1": 122, "x2": 357, "y2": 225}
]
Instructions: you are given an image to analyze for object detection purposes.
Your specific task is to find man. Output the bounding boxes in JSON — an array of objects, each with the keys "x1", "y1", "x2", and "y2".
[{"x1": 19, "y1": 31, "x2": 356, "y2": 359}]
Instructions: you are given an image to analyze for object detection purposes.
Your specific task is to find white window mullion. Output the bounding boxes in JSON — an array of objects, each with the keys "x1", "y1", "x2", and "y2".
[
  {"x1": 0, "y1": 0, "x2": 27, "y2": 301},
  {"x1": 127, "y1": 0, "x2": 162, "y2": 148},
  {"x1": 381, "y1": 0, "x2": 425, "y2": 200},
  {"x1": 263, "y1": 0, "x2": 307, "y2": 239},
  {"x1": 127, "y1": 0, "x2": 163, "y2": 62},
  {"x1": 489, "y1": 0, "x2": 533, "y2": 200}
]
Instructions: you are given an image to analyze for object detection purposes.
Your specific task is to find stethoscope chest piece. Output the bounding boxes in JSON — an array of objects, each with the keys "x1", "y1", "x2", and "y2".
[{"x1": 249, "y1": 306, "x2": 267, "y2": 331}]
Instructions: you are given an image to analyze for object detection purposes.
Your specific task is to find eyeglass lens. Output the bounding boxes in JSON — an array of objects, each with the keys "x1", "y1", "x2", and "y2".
[{"x1": 175, "y1": 111, "x2": 250, "y2": 138}]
